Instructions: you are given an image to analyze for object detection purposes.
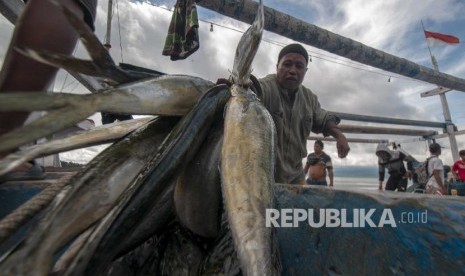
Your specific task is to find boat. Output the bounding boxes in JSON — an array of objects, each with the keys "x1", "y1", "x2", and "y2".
[{"x1": 1, "y1": 0, "x2": 465, "y2": 275}]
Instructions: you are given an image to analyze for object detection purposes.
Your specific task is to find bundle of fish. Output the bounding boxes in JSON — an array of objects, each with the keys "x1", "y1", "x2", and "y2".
[{"x1": 0, "y1": 0, "x2": 280, "y2": 275}]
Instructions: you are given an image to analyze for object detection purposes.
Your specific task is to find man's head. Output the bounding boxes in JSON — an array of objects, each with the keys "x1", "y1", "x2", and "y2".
[
  {"x1": 459, "y1": 149, "x2": 465, "y2": 160},
  {"x1": 314, "y1": 140, "x2": 324, "y2": 154},
  {"x1": 375, "y1": 143, "x2": 391, "y2": 161},
  {"x1": 429, "y1": 143, "x2": 442, "y2": 155},
  {"x1": 276, "y1": 44, "x2": 308, "y2": 91}
]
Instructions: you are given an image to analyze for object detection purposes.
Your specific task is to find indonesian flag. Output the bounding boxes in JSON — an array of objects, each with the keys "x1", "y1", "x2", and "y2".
[{"x1": 424, "y1": 30, "x2": 460, "y2": 46}]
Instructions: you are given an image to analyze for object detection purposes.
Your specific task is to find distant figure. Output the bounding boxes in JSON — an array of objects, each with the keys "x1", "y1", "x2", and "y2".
[
  {"x1": 376, "y1": 143, "x2": 414, "y2": 192},
  {"x1": 452, "y1": 149, "x2": 465, "y2": 182},
  {"x1": 304, "y1": 140, "x2": 334, "y2": 187},
  {"x1": 425, "y1": 143, "x2": 447, "y2": 195}
]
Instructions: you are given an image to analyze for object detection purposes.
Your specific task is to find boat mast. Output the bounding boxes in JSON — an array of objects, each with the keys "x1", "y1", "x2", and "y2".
[{"x1": 419, "y1": 21, "x2": 459, "y2": 161}]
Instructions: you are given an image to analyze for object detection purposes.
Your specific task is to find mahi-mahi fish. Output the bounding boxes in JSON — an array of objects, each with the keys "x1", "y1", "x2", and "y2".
[
  {"x1": 0, "y1": 0, "x2": 214, "y2": 154},
  {"x1": 0, "y1": 117, "x2": 152, "y2": 176},
  {"x1": 69, "y1": 85, "x2": 231, "y2": 275},
  {"x1": 0, "y1": 116, "x2": 178, "y2": 276},
  {"x1": 220, "y1": 0, "x2": 281, "y2": 275}
]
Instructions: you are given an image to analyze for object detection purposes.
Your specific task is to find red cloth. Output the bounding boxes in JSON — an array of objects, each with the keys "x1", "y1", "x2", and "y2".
[
  {"x1": 424, "y1": 31, "x2": 460, "y2": 46},
  {"x1": 452, "y1": 160, "x2": 465, "y2": 181}
]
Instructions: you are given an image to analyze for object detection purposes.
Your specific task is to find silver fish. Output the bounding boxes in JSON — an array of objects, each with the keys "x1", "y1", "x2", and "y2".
[
  {"x1": 0, "y1": 74, "x2": 213, "y2": 154},
  {"x1": 221, "y1": 0, "x2": 281, "y2": 275},
  {"x1": 0, "y1": 116, "x2": 178, "y2": 276},
  {"x1": 68, "y1": 85, "x2": 231, "y2": 275},
  {"x1": 175, "y1": 118, "x2": 224, "y2": 238},
  {"x1": 0, "y1": 0, "x2": 214, "y2": 154},
  {"x1": 0, "y1": 117, "x2": 152, "y2": 176}
]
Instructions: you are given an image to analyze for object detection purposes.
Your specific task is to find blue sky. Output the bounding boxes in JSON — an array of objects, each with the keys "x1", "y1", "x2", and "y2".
[{"x1": 1, "y1": 0, "x2": 465, "y2": 166}]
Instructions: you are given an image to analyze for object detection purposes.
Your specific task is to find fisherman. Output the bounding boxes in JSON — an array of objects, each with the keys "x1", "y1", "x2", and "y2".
[
  {"x1": 218, "y1": 43, "x2": 349, "y2": 184},
  {"x1": 251, "y1": 43, "x2": 350, "y2": 185},
  {"x1": 425, "y1": 142, "x2": 447, "y2": 195},
  {"x1": 0, "y1": 0, "x2": 97, "y2": 181},
  {"x1": 376, "y1": 143, "x2": 414, "y2": 192},
  {"x1": 304, "y1": 139, "x2": 334, "y2": 187},
  {"x1": 452, "y1": 149, "x2": 465, "y2": 182}
]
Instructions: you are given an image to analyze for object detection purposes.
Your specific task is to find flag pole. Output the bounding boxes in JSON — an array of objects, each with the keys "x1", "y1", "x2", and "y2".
[
  {"x1": 420, "y1": 20, "x2": 459, "y2": 161},
  {"x1": 421, "y1": 20, "x2": 439, "y2": 70}
]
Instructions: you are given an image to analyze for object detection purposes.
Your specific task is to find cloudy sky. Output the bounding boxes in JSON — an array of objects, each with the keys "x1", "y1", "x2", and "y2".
[{"x1": 1, "y1": 0, "x2": 465, "y2": 167}]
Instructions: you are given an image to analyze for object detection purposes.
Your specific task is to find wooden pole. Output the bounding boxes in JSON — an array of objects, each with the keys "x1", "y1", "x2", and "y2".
[{"x1": 196, "y1": 0, "x2": 465, "y2": 92}]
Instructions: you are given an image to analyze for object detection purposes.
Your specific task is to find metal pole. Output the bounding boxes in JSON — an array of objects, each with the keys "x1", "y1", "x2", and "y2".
[
  {"x1": 331, "y1": 112, "x2": 446, "y2": 128},
  {"x1": 420, "y1": 22, "x2": 459, "y2": 161},
  {"x1": 339, "y1": 124, "x2": 437, "y2": 137}
]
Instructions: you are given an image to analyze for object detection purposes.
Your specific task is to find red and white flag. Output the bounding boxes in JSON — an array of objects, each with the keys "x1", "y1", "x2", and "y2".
[{"x1": 424, "y1": 30, "x2": 460, "y2": 46}]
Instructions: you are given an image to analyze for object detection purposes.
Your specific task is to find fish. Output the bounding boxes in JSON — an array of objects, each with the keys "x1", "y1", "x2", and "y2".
[
  {"x1": 0, "y1": 0, "x2": 214, "y2": 154},
  {"x1": 19, "y1": 0, "x2": 151, "y2": 84},
  {"x1": 69, "y1": 85, "x2": 231, "y2": 275},
  {"x1": 0, "y1": 116, "x2": 178, "y2": 276},
  {"x1": 220, "y1": 0, "x2": 281, "y2": 275},
  {"x1": 0, "y1": 117, "x2": 152, "y2": 176},
  {"x1": 174, "y1": 117, "x2": 224, "y2": 238},
  {"x1": 0, "y1": 74, "x2": 213, "y2": 154}
]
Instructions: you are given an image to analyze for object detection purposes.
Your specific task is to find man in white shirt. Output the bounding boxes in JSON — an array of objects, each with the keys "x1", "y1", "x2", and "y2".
[{"x1": 426, "y1": 143, "x2": 447, "y2": 195}]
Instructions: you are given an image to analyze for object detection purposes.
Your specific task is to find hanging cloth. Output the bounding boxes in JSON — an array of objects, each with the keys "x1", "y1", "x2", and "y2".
[{"x1": 162, "y1": 0, "x2": 200, "y2": 60}]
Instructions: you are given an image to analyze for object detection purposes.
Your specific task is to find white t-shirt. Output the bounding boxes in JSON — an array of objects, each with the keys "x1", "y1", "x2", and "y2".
[{"x1": 427, "y1": 156, "x2": 444, "y2": 189}]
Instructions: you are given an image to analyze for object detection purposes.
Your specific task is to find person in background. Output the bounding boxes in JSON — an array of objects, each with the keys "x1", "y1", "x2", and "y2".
[
  {"x1": 376, "y1": 143, "x2": 414, "y2": 192},
  {"x1": 250, "y1": 43, "x2": 350, "y2": 185},
  {"x1": 425, "y1": 143, "x2": 447, "y2": 195},
  {"x1": 304, "y1": 139, "x2": 334, "y2": 187},
  {"x1": 0, "y1": 0, "x2": 97, "y2": 182},
  {"x1": 452, "y1": 149, "x2": 465, "y2": 182}
]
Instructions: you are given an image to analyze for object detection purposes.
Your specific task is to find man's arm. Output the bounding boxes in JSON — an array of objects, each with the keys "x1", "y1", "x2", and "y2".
[
  {"x1": 378, "y1": 163, "x2": 385, "y2": 190},
  {"x1": 324, "y1": 120, "x2": 350, "y2": 158},
  {"x1": 303, "y1": 162, "x2": 310, "y2": 174},
  {"x1": 433, "y1": 170, "x2": 447, "y2": 194}
]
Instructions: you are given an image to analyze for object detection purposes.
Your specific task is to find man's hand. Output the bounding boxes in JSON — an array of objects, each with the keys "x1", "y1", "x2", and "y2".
[
  {"x1": 324, "y1": 121, "x2": 350, "y2": 158},
  {"x1": 336, "y1": 136, "x2": 350, "y2": 158},
  {"x1": 216, "y1": 78, "x2": 232, "y2": 87}
]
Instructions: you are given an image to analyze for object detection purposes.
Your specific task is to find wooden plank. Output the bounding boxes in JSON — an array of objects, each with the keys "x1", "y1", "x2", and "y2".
[
  {"x1": 420, "y1": 87, "x2": 452, "y2": 98},
  {"x1": 196, "y1": 0, "x2": 465, "y2": 92}
]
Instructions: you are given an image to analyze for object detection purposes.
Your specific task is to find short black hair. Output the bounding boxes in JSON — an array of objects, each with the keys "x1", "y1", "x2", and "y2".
[
  {"x1": 278, "y1": 43, "x2": 309, "y2": 64},
  {"x1": 459, "y1": 149, "x2": 465, "y2": 156},
  {"x1": 429, "y1": 143, "x2": 441, "y2": 153},
  {"x1": 315, "y1": 139, "x2": 324, "y2": 149}
]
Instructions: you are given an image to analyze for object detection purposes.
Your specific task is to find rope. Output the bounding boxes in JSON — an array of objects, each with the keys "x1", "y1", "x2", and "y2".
[
  {"x1": 0, "y1": 172, "x2": 76, "y2": 246},
  {"x1": 116, "y1": 0, "x2": 124, "y2": 63}
]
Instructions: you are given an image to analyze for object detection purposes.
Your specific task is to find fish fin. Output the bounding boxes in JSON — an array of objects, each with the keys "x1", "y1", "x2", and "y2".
[
  {"x1": 46, "y1": 0, "x2": 134, "y2": 84},
  {"x1": 0, "y1": 107, "x2": 94, "y2": 153},
  {"x1": 15, "y1": 46, "x2": 109, "y2": 79}
]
